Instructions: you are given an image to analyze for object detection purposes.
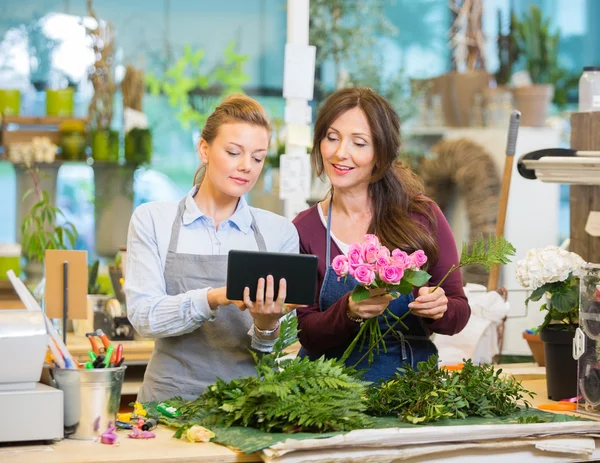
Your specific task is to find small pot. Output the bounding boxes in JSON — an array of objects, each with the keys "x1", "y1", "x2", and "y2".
[{"x1": 522, "y1": 331, "x2": 545, "y2": 366}]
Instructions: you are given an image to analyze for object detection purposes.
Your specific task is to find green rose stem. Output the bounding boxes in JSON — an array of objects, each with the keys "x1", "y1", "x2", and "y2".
[{"x1": 345, "y1": 235, "x2": 516, "y2": 368}]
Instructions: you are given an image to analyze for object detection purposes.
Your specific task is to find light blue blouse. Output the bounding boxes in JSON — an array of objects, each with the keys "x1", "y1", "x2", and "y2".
[{"x1": 125, "y1": 186, "x2": 299, "y2": 351}]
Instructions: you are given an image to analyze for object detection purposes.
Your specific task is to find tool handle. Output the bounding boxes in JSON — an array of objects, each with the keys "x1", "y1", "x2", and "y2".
[{"x1": 505, "y1": 110, "x2": 521, "y2": 156}]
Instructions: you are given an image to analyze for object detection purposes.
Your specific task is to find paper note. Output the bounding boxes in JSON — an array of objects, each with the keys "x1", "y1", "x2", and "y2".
[
  {"x1": 284, "y1": 100, "x2": 312, "y2": 125},
  {"x1": 585, "y1": 211, "x2": 600, "y2": 237},
  {"x1": 283, "y1": 43, "x2": 316, "y2": 100},
  {"x1": 286, "y1": 123, "x2": 312, "y2": 147},
  {"x1": 45, "y1": 250, "x2": 88, "y2": 320},
  {"x1": 279, "y1": 154, "x2": 311, "y2": 200}
]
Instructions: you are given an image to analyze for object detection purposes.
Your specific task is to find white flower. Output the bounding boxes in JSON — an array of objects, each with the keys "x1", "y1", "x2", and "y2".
[{"x1": 516, "y1": 246, "x2": 585, "y2": 290}]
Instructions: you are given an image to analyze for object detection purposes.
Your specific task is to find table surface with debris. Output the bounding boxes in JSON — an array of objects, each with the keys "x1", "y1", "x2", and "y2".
[{"x1": 2, "y1": 370, "x2": 599, "y2": 463}]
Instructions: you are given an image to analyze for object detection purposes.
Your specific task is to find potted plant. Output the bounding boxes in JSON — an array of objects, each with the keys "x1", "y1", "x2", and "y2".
[
  {"x1": 516, "y1": 245, "x2": 585, "y2": 400},
  {"x1": 122, "y1": 64, "x2": 152, "y2": 164},
  {"x1": 20, "y1": 167, "x2": 78, "y2": 285},
  {"x1": 510, "y1": 5, "x2": 559, "y2": 127},
  {"x1": 85, "y1": 0, "x2": 118, "y2": 162}
]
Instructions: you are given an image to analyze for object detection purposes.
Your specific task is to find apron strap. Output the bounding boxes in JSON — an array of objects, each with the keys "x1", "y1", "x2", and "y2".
[
  {"x1": 249, "y1": 212, "x2": 267, "y2": 252},
  {"x1": 325, "y1": 199, "x2": 333, "y2": 269},
  {"x1": 167, "y1": 197, "x2": 187, "y2": 254}
]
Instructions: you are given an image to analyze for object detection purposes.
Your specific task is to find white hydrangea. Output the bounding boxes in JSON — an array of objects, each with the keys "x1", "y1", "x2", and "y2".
[{"x1": 516, "y1": 246, "x2": 585, "y2": 290}]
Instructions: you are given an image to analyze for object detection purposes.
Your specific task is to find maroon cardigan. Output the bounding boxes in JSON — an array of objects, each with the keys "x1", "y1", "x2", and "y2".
[{"x1": 292, "y1": 201, "x2": 471, "y2": 357}]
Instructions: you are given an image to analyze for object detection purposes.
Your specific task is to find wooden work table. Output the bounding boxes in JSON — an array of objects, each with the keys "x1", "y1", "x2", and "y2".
[{"x1": 2, "y1": 366, "x2": 597, "y2": 463}]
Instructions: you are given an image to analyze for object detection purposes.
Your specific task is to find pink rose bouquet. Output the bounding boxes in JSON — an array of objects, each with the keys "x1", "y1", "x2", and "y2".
[
  {"x1": 331, "y1": 234, "x2": 432, "y2": 364},
  {"x1": 331, "y1": 234, "x2": 431, "y2": 302}
]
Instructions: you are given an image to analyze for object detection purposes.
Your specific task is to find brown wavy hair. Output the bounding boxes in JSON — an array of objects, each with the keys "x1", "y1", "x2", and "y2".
[
  {"x1": 312, "y1": 87, "x2": 439, "y2": 267},
  {"x1": 193, "y1": 94, "x2": 272, "y2": 185}
]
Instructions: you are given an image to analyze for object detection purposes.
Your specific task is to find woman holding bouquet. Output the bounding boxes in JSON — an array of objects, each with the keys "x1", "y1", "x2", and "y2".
[{"x1": 293, "y1": 88, "x2": 470, "y2": 382}]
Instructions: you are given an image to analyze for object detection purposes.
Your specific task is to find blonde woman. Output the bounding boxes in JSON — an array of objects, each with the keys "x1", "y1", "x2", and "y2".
[{"x1": 126, "y1": 95, "x2": 298, "y2": 402}]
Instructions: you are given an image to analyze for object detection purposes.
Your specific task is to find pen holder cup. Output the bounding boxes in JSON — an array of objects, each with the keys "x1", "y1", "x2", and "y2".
[{"x1": 51, "y1": 366, "x2": 126, "y2": 440}]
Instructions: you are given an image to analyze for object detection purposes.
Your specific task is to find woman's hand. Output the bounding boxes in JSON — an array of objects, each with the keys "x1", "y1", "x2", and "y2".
[
  {"x1": 348, "y1": 288, "x2": 396, "y2": 320},
  {"x1": 244, "y1": 275, "x2": 288, "y2": 331},
  {"x1": 408, "y1": 286, "x2": 448, "y2": 320}
]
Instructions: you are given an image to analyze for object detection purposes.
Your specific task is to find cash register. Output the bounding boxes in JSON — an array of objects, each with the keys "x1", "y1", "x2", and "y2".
[{"x1": 0, "y1": 309, "x2": 64, "y2": 443}]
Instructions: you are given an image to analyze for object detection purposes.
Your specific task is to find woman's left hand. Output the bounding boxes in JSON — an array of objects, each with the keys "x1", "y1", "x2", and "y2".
[
  {"x1": 243, "y1": 275, "x2": 288, "y2": 331},
  {"x1": 408, "y1": 286, "x2": 448, "y2": 320}
]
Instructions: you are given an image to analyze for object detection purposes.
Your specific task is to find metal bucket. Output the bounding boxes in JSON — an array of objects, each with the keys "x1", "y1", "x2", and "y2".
[{"x1": 51, "y1": 366, "x2": 126, "y2": 440}]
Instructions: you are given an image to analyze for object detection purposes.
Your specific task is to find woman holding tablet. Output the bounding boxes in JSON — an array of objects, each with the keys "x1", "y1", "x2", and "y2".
[
  {"x1": 293, "y1": 88, "x2": 470, "y2": 382},
  {"x1": 126, "y1": 95, "x2": 298, "y2": 402}
]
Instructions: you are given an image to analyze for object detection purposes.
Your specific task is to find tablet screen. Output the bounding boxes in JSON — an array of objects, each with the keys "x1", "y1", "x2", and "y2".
[{"x1": 226, "y1": 250, "x2": 318, "y2": 305}]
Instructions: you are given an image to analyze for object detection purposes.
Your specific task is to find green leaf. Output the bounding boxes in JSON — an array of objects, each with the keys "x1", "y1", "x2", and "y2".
[
  {"x1": 550, "y1": 287, "x2": 578, "y2": 313},
  {"x1": 351, "y1": 285, "x2": 370, "y2": 303},
  {"x1": 402, "y1": 269, "x2": 431, "y2": 287}
]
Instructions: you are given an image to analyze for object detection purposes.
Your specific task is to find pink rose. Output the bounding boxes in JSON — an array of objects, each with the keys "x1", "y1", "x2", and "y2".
[
  {"x1": 362, "y1": 242, "x2": 379, "y2": 264},
  {"x1": 379, "y1": 265, "x2": 404, "y2": 285},
  {"x1": 377, "y1": 246, "x2": 391, "y2": 259},
  {"x1": 348, "y1": 243, "x2": 364, "y2": 267},
  {"x1": 409, "y1": 250, "x2": 428, "y2": 269},
  {"x1": 392, "y1": 249, "x2": 411, "y2": 269},
  {"x1": 354, "y1": 264, "x2": 376, "y2": 286},
  {"x1": 375, "y1": 256, "x2": 391, "y2": 271},
  {"x1": 331, "y1": 255, "x2": 349, "y2": 277},
  {"x1": 363, "y1": 234, "x2": 380, "y2": 246}
]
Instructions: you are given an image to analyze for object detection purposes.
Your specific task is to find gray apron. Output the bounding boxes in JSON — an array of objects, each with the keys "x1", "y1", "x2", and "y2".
[{"x1": 138, "y1": 196, "x2": 267, "y2": 402}]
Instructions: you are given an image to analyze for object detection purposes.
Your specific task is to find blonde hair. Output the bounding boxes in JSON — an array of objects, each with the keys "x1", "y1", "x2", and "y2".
[{"x1": 193, "y1": 94, "x2": 272, "y2": 185}]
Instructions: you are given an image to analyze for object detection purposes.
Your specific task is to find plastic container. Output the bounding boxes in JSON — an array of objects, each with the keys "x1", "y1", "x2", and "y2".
[
  {"x1": 578, "y1": 66, "x2": 600, "y2": 112},
  {"x1": 51, "y1": 366, "x2": 126, "y2": 440},
  {"x1": 574, "y1": 263, "x2": 600, "y2": 416}
]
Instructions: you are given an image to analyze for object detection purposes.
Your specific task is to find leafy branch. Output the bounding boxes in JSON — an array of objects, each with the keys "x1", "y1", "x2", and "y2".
[
  {"x1": 21, "y1": 168, "x2": 78, "y2": 264},
  {"x1": 159, "y1": 317, "x2": 372, "y2": 435},
  {"x1": 366, "y1": 356, "x2": 534, "y2": 424},
  {"x1": 146, "y1": 41, "x2": 249, "y2": 130}
]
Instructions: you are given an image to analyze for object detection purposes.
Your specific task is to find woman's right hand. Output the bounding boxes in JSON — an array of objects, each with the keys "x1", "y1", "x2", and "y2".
[{"x1": 347, "y1": 288, "x2": 396, "y2": 320}]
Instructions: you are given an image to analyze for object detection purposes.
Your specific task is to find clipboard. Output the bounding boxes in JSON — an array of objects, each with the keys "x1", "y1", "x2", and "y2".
[{"x1": 44, "y1": 249, "x2": 88, "y2": 321}]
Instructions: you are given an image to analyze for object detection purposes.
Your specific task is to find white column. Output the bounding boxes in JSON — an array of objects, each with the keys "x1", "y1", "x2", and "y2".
[{"x1": 280, "y1": 0, "x2": 316, "y2": 220}]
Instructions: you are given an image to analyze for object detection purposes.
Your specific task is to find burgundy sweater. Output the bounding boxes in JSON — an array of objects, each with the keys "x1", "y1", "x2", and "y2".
[{"x1": 292, "y1": 201, "x2": 471, "y2": 357}]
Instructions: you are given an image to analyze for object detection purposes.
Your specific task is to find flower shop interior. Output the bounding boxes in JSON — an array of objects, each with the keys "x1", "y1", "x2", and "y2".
[{"x1": 1, "y1": 0, "x2": 600, "y2": 462}]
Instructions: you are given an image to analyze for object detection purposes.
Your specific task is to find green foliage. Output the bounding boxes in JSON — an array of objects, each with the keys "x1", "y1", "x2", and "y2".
[
  {"x1": 525, "y1": 273, "x2": 579, "y2": 330},
  {"x1": 366, "y1": 357, "x2": 534, "y2": 424},
  {"x1": 163, "y1": 317, "x2": 372, "y2": 434},
  {"x1": 510, "y1": 3, "x2": 577, "y2": 106},
  {"x1": 309, "y1": 0, "x2": 416, "y2": 120},
  {"x1": 21, "y1": 170, "x2": 78, "y2": 264},
  {"x1": 146, "y1": 41, "x2": 249, "y2": 130},
  {"x1": 495, "y1": 9, "x2": 519, "y2": 86},
  {"x1": 87, "y1": 260, "x2": 109, "y2": 295},
  {"x1": 459, "y1": 235, "x2": 516, "y2": 271}
]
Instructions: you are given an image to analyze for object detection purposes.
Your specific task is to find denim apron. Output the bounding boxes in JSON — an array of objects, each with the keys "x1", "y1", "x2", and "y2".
[
  {"x1": 138, "y1": 196, "x2": 267, "y2": 402},
  {"x1": 300, "y1": 201, "x2": 437, "y2": 383}
]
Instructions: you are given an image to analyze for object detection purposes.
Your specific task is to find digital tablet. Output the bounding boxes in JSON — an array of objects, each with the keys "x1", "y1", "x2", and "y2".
[{"x1": 226, "y1": 250, "x2": 318, "y2": 305}]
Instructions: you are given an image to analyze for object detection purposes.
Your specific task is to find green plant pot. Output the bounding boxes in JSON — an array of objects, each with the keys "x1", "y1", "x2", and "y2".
[
  {"x1": 124, "y1": 129, "x2": 152, "y2": 164},
  {"x1": 46, "y1": 88, "x2": 74, "y2": 116},
  {"x1": 0, "y1": 89, "x2": 20, "y2": 115},
  {"x1": 0, "y1": 244, "x2": 21, "y2": 280},
  {"x1": 60, "y1": 131, "x2": 87, "y2": 160},
  {"x1": 91, "y1": 130, "x2": 119, "y2": 162}
]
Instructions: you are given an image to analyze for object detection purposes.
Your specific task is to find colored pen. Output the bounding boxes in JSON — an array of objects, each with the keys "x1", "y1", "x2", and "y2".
[{"x1": 104, "y1": 345, "x2": 114, "y2": 368}]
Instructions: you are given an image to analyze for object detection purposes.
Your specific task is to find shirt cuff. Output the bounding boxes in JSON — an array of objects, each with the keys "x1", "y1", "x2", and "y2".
[
  {"x1": 249, "y1": 324, "x2": 278, "y2": 352},
  {"x1": 190, "y1": 287, "x2": 218, "y2": 322}
]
